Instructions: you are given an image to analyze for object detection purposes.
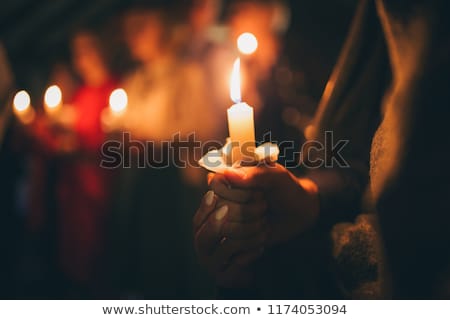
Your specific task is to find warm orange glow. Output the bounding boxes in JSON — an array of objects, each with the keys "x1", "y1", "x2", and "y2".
[
  {"x1": 237, "y1": 32, "x2": 258, "y2": 55},
  {"x1": 13, "y1": 90, "x2": 35, "y2": 124},
  {"x1": 230, "y1": 58, "x2": 242, "y2": 103},
  {"x1": 13, "y1": 90, "x2": 31, "y2": 112},
  {"x1": 109, "y1": 88, "x2": 128, "y2": 114},
  {"x1": 44, "y1": 85, "x2": 62, "y2": 113}
]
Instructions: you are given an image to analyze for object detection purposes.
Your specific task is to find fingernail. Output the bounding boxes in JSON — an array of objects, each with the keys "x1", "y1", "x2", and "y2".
[
  {"x1": 215, "y1": 205, "x2": 228, "y2": 221},
  {"x1": 205, "y1": 190, "x2": 215, "y2": 206}
]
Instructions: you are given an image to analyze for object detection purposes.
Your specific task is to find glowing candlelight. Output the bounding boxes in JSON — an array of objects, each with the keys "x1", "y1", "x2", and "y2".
[
  {"x1": 13, "y1": 90, "x2": 35, "y2": 124},
  {"x1": 102, "y1": 88, "x2": 128, "y2": 132},
  {"x1": 44, "y1": 85, "x2": 62, "y2": 115},
  {"x1": 13, "y1": 90, "x2": 30, "y2": 112},
  {"x1": 237, "y1": 32, "x2": 258, "y2": 55},
  {"x1": 227, "y1": 58, "x2": 255, "y2": 164},
  {"x1": 109, "y1": 88, "x2": 128, "y2": 114}
]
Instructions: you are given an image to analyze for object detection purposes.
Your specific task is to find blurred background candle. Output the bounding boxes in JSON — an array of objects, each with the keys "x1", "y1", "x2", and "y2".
[
  {"x1": 227, "y1": 58, "x2": 255, "y2": 164},
  {"x1": 237, "y1": 32, "x2": 258, "y2": 55},
  {"x1": 101, "y1": 88, "x2": 128, "y2": 132},
  {"x1": 44, "y1": 84, "x2": 62, "y2": 115},
  {"x1": 109, "y1": 88, "x2": 128, "y2": 115},
  {"x1": 13, "y1": 90, "x2": 35, "y2": 125}
]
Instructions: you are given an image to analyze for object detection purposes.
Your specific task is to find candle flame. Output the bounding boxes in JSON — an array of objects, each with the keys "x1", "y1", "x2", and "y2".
[
  {"x1": 44, "y1": 85, "x2": 62, "y2": 109},
  {"x1": 230, "y1": 58, "x2": 241, "y2": 103},
  {"x1": 109, "y1": 88, "x2": 128, "y2": 113},
  {"x1": 13, "y1": 90, "x2": 31, "y2": 112},
  {"x1": 237, "y1": 32, "x2": 258, "y2": 55}
]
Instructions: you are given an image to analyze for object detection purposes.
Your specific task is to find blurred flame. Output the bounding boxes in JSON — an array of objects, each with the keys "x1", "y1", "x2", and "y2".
[
  {"x1": 13, "y1": 90, "x2": 31, "y2": 112},
  {"x1": 44, "y1": 85, "x2": 62, "y2": 109},
  {"x1": 237, "y1": 32, "x2": 258, "y2": 55},
  {"x1": 109, "y1": 88, "x2": 128, "y2": 113},
  {"x1": 230, "y1": 58, "x2": 241, "y2": 103},
  {"x1": 13, "y1": 90, "x2": 35, "y2": 124}
]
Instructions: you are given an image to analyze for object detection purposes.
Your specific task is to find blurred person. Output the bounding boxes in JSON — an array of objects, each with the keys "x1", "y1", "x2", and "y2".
[
  {"x1": 54, "y1": 29, "x2": 117, "y2": 297},
  {"x1": 108, "y1": 6, "x2": 218, "y2": 298},
  {"x1": 69, "y1": 31, "x2": 117, "y2": 151},
  {"x1": 182, "y1": 0, "x2": 223, "y2": 59},
  {"x1": 121, "y1": 7, "x2": 217, "y2": 145},
  {"x1": 176, "y1": 0, "x2": 233, "y2": 136},
  {"x1": 48, "y1": 62, "x2": 78, "y2": 105}
]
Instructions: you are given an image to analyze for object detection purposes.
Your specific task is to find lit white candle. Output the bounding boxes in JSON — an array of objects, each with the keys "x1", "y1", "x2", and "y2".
[
  {"x1": 13, "y1": 90, "x2": 35, "y2": 125},
  {"x1": 44, "y1": 85, "x2": 62, "y2": 115},
  {"x1": 227, "y1": 58, "x2": 256, "y2": 164}
]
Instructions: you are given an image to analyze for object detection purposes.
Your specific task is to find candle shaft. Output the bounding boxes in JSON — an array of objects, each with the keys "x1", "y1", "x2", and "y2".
[{"x1": 227, "y1": 102, "x2": 256, "y2": 164}]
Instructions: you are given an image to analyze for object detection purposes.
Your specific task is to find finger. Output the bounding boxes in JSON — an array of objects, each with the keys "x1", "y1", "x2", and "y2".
[
  {"x1": 210, "y1": 232, "x2": 267, "y2": 270},
  {"x1": 216, "y1": 199, "x2": 268, "y2": 223},
  {"x1": 195, "y1": 205, "x2": 229, "y2": 255},
  {"x1": 209, "y1": 174, "x2": 253, "y2": 203},
  {"x1": 224, "y1": 163, "x2": 283, "y2": 189},
  {"x1": 193, "y1": 190, "x2": 217, "y2": 232},
  {"x1": 223, "y1": 218, "x2": 267, "y2": 240}
]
